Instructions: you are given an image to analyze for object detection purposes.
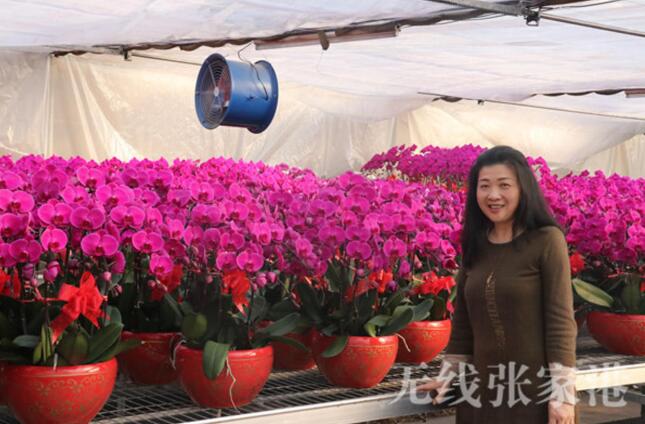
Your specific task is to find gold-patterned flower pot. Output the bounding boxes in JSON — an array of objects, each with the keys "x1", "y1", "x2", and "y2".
[
  {"x1": 118, "y1": 331, "x2": 180, "y2": 385},
  {"x1": 4, "y1": 358, "x2": 117, "y2": 424},
  {"x1": 311, "y1": 332, "x2": 398, "y2": 388},
  {"x1": 396, "y1": 319, "x2": 451, "y2": 364},
  {"x1": 176, "y1": 345, "x2": 273, "y2": 408},
  {"x1": 587, "y1": 311, "x2": 645, "y2": 356}
]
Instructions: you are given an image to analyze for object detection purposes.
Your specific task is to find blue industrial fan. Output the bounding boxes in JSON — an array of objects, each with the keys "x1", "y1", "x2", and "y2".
[{"x1": 195, "y1": 53, "x2": 278, "y2": 133}]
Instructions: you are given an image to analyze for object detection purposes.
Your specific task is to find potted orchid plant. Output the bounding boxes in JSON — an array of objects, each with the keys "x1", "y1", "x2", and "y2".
[
  {"x1": 0, "y1": 166, "x2": 138, "y2": 424},
  {"x1": 286, "y1": 174, "x2": 459, "y2": 388},
  {"x1": 169, "y1": 176, "x2": 303, "y2": 408}
]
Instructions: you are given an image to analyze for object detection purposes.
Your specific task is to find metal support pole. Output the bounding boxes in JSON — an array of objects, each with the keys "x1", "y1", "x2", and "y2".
[{"x1": 427, "y1": 0, "x2": 645, "y2": 39}]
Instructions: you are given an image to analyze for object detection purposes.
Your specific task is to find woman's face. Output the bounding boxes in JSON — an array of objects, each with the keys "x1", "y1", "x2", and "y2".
[{"x1": 476, "y1": 163, "x2": 521, "y2": 226}]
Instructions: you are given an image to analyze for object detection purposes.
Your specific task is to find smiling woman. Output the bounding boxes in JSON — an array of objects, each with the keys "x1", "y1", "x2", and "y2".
[{"x1": 419, "y1": 146, "x2": 579, "y2": 424}]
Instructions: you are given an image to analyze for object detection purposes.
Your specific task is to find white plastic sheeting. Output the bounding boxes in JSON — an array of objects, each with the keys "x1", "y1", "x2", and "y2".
[
  {"x1": 0, "y1": 0, "x2": 644, "y2": 176},
  {"x1": 1, "y1": 51, "x2": 643, "y2": 177},
  {"x1": 0, "y1": 0, "x2": 475, "y2": 48}
]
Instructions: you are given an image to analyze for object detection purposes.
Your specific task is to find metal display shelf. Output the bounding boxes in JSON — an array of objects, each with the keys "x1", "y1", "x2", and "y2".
[{"x1": 0, "y1": 336, "x2": 644, "y2": 424}]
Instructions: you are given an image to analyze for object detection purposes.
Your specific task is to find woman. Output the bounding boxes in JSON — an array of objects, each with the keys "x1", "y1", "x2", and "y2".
[{"x1": 420, "y1": 146, "x2": 577, "y2": 424}]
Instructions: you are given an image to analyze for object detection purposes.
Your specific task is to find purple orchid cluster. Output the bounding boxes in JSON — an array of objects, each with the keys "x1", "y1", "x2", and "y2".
[
  {"x1": 276, "y1": 173, "x2": 462, "y2": 286},
  {"x1": 361, "y1": 144, "x2": 486, "y2": 190},
  {"x1": 540, "y1": 169, "x2": 645, "y2": 270},
  {"x1": 362, "y1": 144, "x2": 644, "y2": 274},
  {"x1": 0, "y1": 154, "x2": 464, "y2": 307}
]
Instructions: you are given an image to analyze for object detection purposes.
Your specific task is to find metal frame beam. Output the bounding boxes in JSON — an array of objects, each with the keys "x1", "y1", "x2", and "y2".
[{"x1": 427, "y1": 0, "x2": 645, "y2": 39}]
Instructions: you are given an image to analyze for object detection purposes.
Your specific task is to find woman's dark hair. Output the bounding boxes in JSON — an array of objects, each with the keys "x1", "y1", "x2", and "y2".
[{"x1": 461, "y1": 145, "x2": 561, "y2": 269}]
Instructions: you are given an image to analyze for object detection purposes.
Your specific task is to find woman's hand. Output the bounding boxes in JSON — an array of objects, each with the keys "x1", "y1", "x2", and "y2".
[
  {"x1": 416, "y1": 378, "x2": 452, "y2": 405},
  {"x1": 548, "y1": 400, "x2": 575, "y2": 424}
]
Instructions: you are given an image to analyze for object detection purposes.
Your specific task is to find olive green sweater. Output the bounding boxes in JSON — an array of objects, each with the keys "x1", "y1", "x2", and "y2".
[{"x1": 446, "y1": 226, "x2": 577, "y2": 423}]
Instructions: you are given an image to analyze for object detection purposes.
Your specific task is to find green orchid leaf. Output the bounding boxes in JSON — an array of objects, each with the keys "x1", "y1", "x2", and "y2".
[
  {"x1": 248, "y1": 295, "x2": 269, "y2": 323},
  {"x1": 181, "y1": 313, "x2": 208, "y2": 342},
  {"x1": 258, "y1": 312, "x2": 300, "y2": 337},
  {"x1": 203, "y1": 341, "x2": 230, "y2": 380},
  {"x1": 572, "y1": 279, "x2": 614, "y2": 308},
  {"x1": 356, "y1": 290, "x2": 378, "y2": 324},
  {"x1": 56, "y1": 329, "x2": 89, "y2": 365},
  {"x1": 160, "y1": 294, "x2": 183, "y2": 330},
  {"x1": 295, "y1": 284, "x2": 323, "y2": 325},
  {"x1": 411, "y1": 299, "x2": 434, "y2": 322},
  {"x1": 320, "y1": 323, "x2": 338, "y2": 336},
  {"x1": 321, "y1": 335, "x2": 348, "y2": 358},
  {"x1": 12, "y1": 335, "x2": 39, "y2": 349},
  {"x1": 85, "y1": 323, "x2": 124, "y2": 363},
  {"x1": 179, "y1": 301, "x2": 194, "y2": 316},
  {"x1": 383, "y1": 289, "x2": 406, "y2": 314},
  {"x1": 269, "y1": 335, "x2": 309, "y2": 352},
  {"x1": 621, "y1": 273, "x2": 642, "y2": 314},
  {"x1": 380, "y1": 306, "x2": 414, "y2": 336},
  {"x1": 93, "y1": 338, "x2": 141, "y2": 363},
  {"x1": 267, "y1": 299, "x2": 298, "y2": 321},
  {"x1": 103, "y1": 305, "x2": 122, "y2": 326}
]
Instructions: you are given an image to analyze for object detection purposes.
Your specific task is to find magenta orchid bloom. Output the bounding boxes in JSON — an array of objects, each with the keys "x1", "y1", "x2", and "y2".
[
  {"x1": 131, "y1": 230, "x2": 164, "y2": 254},
  {"x1": 60, "y1": 185, "x2": 89, "y2": 205},
  {"x1": 110, "y1": 205, "x2": 145, "y2": 229},
  {"x1": 190, "y1": 182, "x2": 214, "y2": 203},
  {"x1": 0, "y1": 243, "x2": 17, "y2": 267},
  {"x1": 81, "y1": 232, "x2": 119, "y2": 257},
  {"x1": 9, "y1": 239, "x2": 43, "y2": 264},
  {"x1": 149, "y1": 254, "x2": 173, "y2": 277},
  {"x1": 76, "y1": 166, "x2": 106, "y2": 189},
  {"x1": 383, "y1": 236, "x2": 407, "y2": 259},
  {"x1": 236, "y1": 249, "x2": 264, "y2": 273},
  {"x1": 0, "y1": 213, "x2": 28, "y2": 239},
  {"x1": 203, "y1": 228, "x2": 221, "y2": 249},
  {"x1": 215, "y1": 251, "x2": 237, "y2": 272},
  {"x1": 346, "y1": 240, "x2": 372, "y2": 261},
  {"x1": 70, "y1": 206, "x2": 105, "y2": 231},
  {"x1": 96, "y1": 183, "x2": 134, "y2": 209},
  {"x1": 0, "y1": 171, "x2": 23, "y2": 190},
  {"x1": 41, "y1": 228, "x2": 68, "y2": 252},
  {"x1": 38, "y1": 202, "x2": 73, "y2": 227},
  {"x1": 0, "y1": 190, "x2": 35, "y2": 213}
]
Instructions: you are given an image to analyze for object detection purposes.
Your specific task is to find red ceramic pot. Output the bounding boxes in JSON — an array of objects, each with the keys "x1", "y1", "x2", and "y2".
[
  {"x1": 587, "y1": 311, "x2": 645, "y2": 356},
  {"x1": 118, "y1": 331, "x2": 180, "y2": 385},
  {"x1": 311, "y1": 332, "x2": 398, "y2": 388},
  {"x1": 396, "y1": 319, "x2": 451, "y2": 364},
  {"x1": 272, "y1": 329, "x2": 316, "y2": 371},
  {"x1": 4, "y1": 358, "x2": 117, "y2": 424},
  {"x1": 176, "y1": 344, "x2": 273, "y2": 408}
]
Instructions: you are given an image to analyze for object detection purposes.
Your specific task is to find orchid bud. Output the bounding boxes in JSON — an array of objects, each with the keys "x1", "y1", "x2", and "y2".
[
  {"x1": 102, "y1": 271, "x2": 112, "y2": 282},
  {"x1": 356, "y1": 268, "x2": 365, "y2": 277},
  {"x1": 44, "y1": 261, "x2": 61, "y2": 282},
  {"x1": 398, "y1": 260, "x2": 411, "y2": 277},
  {"x1": 256, "y1": 274, "x2": 267, "y2": 288},
  {"x1": 21, "y1": 263, "x2": 35, "y2": 280},
  {"x1": 267, "y1": 271, "x2": 277, "y2": 284},
  {"x1": 147, "y1": 279, "x2": 156, "y2": 289},
  {"x1": 205, "y1": 275, "x2": 213, "y2": 284},
  {"x1": 414, "y1": 258, "x2": 423, "y2": 269}
]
